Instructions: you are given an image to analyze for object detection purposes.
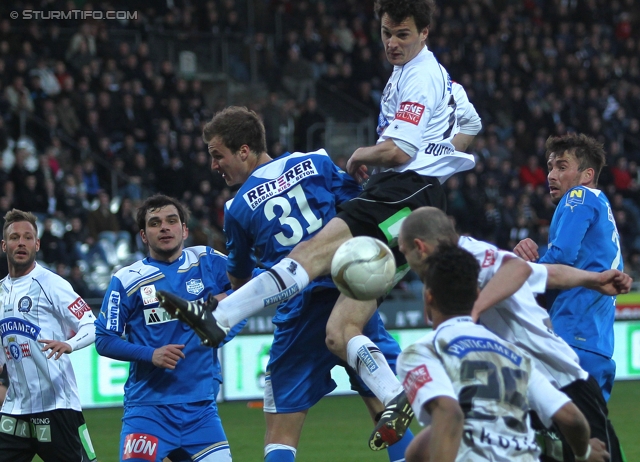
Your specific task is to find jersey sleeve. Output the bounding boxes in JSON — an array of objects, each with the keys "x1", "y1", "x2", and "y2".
[
  {"x1": 540, "y1": 191, "x2": 595, "y2": 265},
  {"x1": 397, "y1": 342, "x2": 457, "y2": 426},
  {"x1": 48, "y1": 276, "x2": 95, "y2": 336},
  {"x1": 224, "y1": 206, "x2": 257, "y2": 280},
  {"x1": 526, "y1": 367, "x2": 571, "y2": 428},
  {"x1": 527, "y1": 262, "x2": 548, "y2": 294},
  {"x1": 95, "y1": 275, "x2": 155, "y2": 363},
  {"x1": 452, "y1": 82, "x2": 481, "y2": 135}
]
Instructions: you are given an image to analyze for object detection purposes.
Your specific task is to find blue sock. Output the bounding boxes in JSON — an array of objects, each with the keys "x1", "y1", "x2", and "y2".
[
  {"x1": 264, "y1": 444, "x2": 296, "y2": 462},
  {"x1": 386, "y1": 428, "x2": 414, "y2": 462}
]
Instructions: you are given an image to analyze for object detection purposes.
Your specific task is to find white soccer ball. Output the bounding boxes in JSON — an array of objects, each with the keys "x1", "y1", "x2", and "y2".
[{"x1": 331, "y1": 236, "x2": 396, "y2": 300}]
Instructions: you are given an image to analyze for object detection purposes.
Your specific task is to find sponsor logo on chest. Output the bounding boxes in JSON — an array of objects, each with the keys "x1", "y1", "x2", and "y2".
[
  {"x1": 140, "y1": 285, "x2": 158, "y2": 306},
  {"x1": 0, "y1": 317, "x2": 41, "y2": 341},
  {"x1": 143, "y1": 307, "x2": 175, "y2": 325},
  {"x1": 5, "y1": 335, "x2": 31, "y2": 361},
  {"x1": 243, "y1": 159, "x2": 318, "y2": 210}
]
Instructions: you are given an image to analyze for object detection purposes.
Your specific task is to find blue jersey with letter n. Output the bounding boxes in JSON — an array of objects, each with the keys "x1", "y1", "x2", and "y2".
[
  {"x1": 539, "y1": 186, "x2": 622, "y2": 358},
  {"x1": 95, "y1": 246, "x2": 241, "y2": 406},
  {"x1": 224, "y1": 149, "x2": 360, "y2": 322}
]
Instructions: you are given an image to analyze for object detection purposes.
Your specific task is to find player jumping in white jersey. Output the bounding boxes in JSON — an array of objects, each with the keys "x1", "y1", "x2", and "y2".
[
  {"x1": 0, "y1": 209, "x2": 97, "y2": 462},
  {"x1": 158, "y1": 0, "x2": 481, "y2": 450},
  {"x1": 397, "y1": 243, "x2": 609, "y2": 462}
]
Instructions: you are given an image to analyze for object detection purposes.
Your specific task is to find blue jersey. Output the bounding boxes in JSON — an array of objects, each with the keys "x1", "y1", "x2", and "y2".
[
  {"x1": 95, "y1": 246, "x2": 242, "y2": 406},
  {"x1": 224, "y1": 149, "x2": 360, "y2": 322},
  {"x1": 539, "y1": 186, "x2": 622, "y2": 358}
]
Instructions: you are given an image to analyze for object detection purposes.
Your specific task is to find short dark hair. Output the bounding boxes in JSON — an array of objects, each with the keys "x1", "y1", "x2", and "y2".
[
  {"x1": 135, "y1": 194, "x2": 189, "y2": 231},
  {"x1": 374, "y1": 0, "x2": 436, "y2": 31},
  {"x1": 422, "y1": 243, "x2": 479, "y2": 315},
  {"x1": 545, "y1": 133, "x2": 606, "y2": 185},
  {"x1": 202, "y1": 106, "x2": 267, "y2": 156},
  {"x1": 3, "y1": 209, "x2": 38, "y2": 239}
]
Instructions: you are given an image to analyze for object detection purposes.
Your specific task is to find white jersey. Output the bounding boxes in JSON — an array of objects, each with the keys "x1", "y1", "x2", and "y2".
[
  {"x1": 398, "y1": 317, "x2": 570, "y2": 461},
  {"x1": 459, "y1": 236, "x2": 589, "y2": 388},
  {"x1": 0, "y1": 263, "x2": 95, "y2": 414},
  {"x1": 378, "y1": 46, "x2": 476, "y2": 182}
]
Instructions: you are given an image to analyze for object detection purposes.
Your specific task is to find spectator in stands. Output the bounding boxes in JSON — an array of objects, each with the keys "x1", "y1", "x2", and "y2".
[
  {"x1": 519, "y1": 154, "x2": 548, "y2": 188},
  {"x1": 294, "y1": 97, "x2": 325, "y2": 152},
  {"x1": 39, "y1": 217, "x2": 66, "y2": 266},
  {"x1": 282, "y1": 46, "x2": 315, "y2": 103},
  {"x1": 87, "y1": 189, "x2": 122, "y2": 243}
]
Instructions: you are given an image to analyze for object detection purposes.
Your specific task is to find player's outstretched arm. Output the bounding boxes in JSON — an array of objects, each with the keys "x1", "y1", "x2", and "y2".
[
  {"x1": 544, "y1": 264, "x2": 633, "y2": 294},
  {"x1": 471, "y1": 256, "x2": 532, "y2": 322},
  {"x1": 405, "y1": 397, "x2": 462, "y2": 462},
  {"x1": 552, "y1": 402, "x2": 610, "y2": 462}
]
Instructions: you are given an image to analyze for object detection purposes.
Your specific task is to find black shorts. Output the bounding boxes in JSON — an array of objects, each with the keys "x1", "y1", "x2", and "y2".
[
  {"x1": 0, "y1": 409, "x2": 96, "y2": 462},
  {"x1": 536, "y1": 376, "x2": 622, "y2": 462},
  {"x1": 337, "y1": 170, "x2": 445, "y2": 268}
]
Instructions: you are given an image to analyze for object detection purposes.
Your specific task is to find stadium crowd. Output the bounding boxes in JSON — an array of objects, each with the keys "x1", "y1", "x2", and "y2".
[{"x1": 0, "y1": 0, "x2": 639, "y2": 293}]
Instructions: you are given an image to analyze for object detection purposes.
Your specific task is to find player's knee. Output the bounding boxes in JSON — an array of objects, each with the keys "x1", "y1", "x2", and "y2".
[{"x1": 325, "y1": 329, "x2": 345, "y2": 357}]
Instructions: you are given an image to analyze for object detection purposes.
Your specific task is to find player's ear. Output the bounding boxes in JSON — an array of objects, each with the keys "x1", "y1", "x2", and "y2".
[
  {"x1": 139, "y1": 229, "x2": 147, "y2": 245},
  {"x1": 182, "y1": 223, "x2": 188, "y2": 239},
  {"x1": 581, "y1": 167, "x2": 595, "y2": 185},
  {"x1": 1, "y1": 240, "x2": 5, "y2": 252}
]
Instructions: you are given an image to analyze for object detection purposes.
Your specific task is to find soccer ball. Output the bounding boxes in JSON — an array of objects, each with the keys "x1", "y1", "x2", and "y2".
[{"x1": 331, "y1": 236, "x2": 396, "y2": 300}]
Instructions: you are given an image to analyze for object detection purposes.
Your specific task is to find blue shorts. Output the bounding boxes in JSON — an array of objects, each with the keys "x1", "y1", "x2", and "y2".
[
  {"x1": 264, "y1": 287, "x2": 401, "y2": 413},
  {"x1": 120, "y1": 400, "x2": 230, "y2": 462},
  {"x1": 575, "y1": 347, "x2": 616, "y2": 402}
]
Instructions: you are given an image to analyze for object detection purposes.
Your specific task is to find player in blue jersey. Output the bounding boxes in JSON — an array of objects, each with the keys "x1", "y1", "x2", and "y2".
[
  {"x1": 514, "y1": 134, "x2": 621, "y2": 403},
  {"x1": 95, "y1": 194, "x2": 243, "y2": 462},
  {"x1": 158, "y1": 0, "x2": 482, "y2": 451},
  {"x1": 159, "y1": 106, "x2": 412, "y2": 462}
]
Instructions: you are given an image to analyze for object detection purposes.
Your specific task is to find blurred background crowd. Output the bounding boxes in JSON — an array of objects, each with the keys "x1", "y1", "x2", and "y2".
[{"x1": 0, "y1": 0, "x2": 639, "y2": 301}]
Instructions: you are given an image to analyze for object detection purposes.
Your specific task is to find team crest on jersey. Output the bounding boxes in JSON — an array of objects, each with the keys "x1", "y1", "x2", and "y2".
[
  {"x1": 141, "y1": 285, "x2": 158, "y2": 306},
  {"x1": 18, "y1": 296, "x2": 32, "y2": 313},
  {"x1": 242, "y1": 159, "x2": 319, "y2": 210},
  {"x1": 123, "y1": 433, "x2": 158, "y2": 461},
  {"x1": 395, "y1": 102, "x2": 425, "y2": 125},
  {"x1": 481, "y1": 249, "x2": 496, "y2": 267},
  {"x1": 143, "y1": 308, "x2": 174, "y2": 325},
  {"x1": 403, "y1": 364, "x2": 432, "y2": 404},
  {"x1": 68, "y1": 297, "x2": 90, "y2": 320},
  {"x1": 186, "y1": 279, "x2": 204, "y2": 295},
  {"x1": 566, "y1": 187, "x2": 585, "y2": 210},
  {"x1": 5, "y1": 336, "x2": 31, "y2": 361}
]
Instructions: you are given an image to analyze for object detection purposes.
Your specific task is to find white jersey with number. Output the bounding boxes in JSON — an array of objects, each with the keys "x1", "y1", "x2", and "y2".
[
  {"x1": 459, "y1": 236, "x2": 589, "y2": 388},
  {"x1": 398, "y1": 317, "x2": 570, "y2": 461},
  {"x1": 0, "y1": 263, "x2": 95, "y2": 414},
  {"x1": 378, "y1": 46, "x2": 476, "y2": 182}
]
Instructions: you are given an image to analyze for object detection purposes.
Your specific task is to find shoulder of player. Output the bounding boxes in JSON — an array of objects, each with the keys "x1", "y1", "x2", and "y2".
[
  {"x1": 183, "y1": 245, "x2": 227, "y2": 264},
  {"x1": 560, "y1": 185, "x2": 602, "y2": 209},
  {"x1": 112, "y1": 259, "x2": 162, "y2": 289},
  {"x1": 31, "y1": 263, "x2": 73, "y2": 288}
]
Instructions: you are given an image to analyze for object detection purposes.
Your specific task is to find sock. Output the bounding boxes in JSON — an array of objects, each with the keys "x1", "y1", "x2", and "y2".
[
  {"x1": 216, "y1": 258, "x2": 310, "y2": 328},
  {"x1": 264, "y1": 443, "x2": 296, "y2": 461},
  {"x1": 386, "y1": 428, "x2": 414, "y2": 462},
  {"x1": 347, "y1": 335, "x2": 404, "y2": 406}
]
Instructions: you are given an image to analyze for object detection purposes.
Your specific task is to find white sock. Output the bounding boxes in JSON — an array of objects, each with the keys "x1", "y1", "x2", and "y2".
[
  {"x1": 347, "y1": 335, "x2": 404, "y2": 406},
  {"x1": 216, "y1": 258, "x2": 310, "y2": 328}
]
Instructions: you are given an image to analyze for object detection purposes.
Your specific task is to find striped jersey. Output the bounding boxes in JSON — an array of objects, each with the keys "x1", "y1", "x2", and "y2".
[
  {"x1": 378, "y1": 46, "x2": 475, "y2": 182},
  {"x1": 460, "y1": 236, "x2": 588, "y2": 388},
  {"x1": 398, "y1": 317, "x2": 570, "y2": 461},
  {"x1": 0, "y1": 263, "x2": 95, "y2": 414}
]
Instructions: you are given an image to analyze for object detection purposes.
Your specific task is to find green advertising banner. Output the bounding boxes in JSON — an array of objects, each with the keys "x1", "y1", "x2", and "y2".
[{"x1": 68, "y1": 321, "x2": 640, "y2": 407}]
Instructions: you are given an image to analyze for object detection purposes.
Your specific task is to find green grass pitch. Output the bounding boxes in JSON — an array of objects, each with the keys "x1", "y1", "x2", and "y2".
[{"x1": 34, "y1": 380, "x2": 640, "y2": 461}]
